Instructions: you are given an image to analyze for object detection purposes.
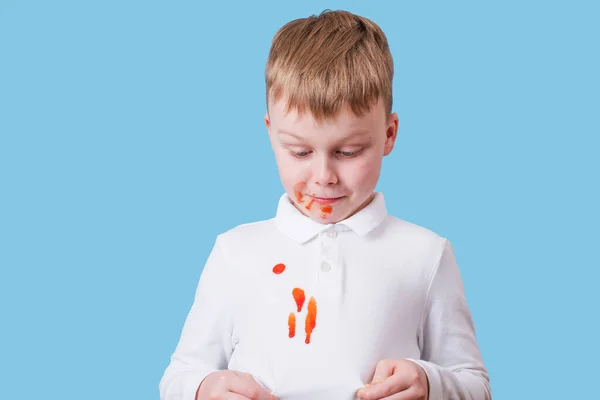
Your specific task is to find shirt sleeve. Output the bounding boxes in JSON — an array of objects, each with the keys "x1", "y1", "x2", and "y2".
[
  {"x1": 159, "y1": 235, "x2": 235, "y2": 400},
  {"x1": 407, "y1": 239, "x2": 492, "y2": 400}
]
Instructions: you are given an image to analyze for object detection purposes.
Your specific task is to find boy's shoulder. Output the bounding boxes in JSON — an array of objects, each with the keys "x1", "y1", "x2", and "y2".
[
  {"x1": 381, "y1": 213, "x2": 449, "y2": 254},
  {"x1": 385, "y1": 213, "x2": 445, "y2": 241},
  {"x1": 215, "y1": 217, "x2": 279, "y2": 245}
]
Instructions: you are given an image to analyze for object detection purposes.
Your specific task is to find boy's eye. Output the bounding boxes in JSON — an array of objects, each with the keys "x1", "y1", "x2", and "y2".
[
  {"x1": 337, "y1": 150, "x2": 361, "y2": 157},
  {"x1": 293, "y1": 151, "x2": 311, "y2": 158}
]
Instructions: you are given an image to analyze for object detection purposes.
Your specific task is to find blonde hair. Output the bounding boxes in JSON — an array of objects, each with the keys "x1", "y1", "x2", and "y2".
[{"x1": 265, "y1": 9, "x2": 394, "y2": 121}]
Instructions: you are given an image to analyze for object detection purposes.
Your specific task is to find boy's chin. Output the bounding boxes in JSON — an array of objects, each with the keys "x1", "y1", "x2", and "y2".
[
  {"x1": 294, "y1": 205, "x2": 341, "y2": 224},
  {"x1": 311, "y1": 214, "x2": 338, "y2": 224},
  {"x1": 290, "y1": 193, "x2": 373, "y2": 224},
  {"x1": 306, "y1": 208, "x2": 350, "y2": 224}
]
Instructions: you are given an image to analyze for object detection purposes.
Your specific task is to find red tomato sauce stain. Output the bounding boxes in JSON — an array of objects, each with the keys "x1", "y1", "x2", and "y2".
[
  {"x1": 305, "y1": 199, "x2": 315, "y2": 210},
  {"x1": 320, "y1": 205, "x2": 333, "y2": 214},
  {"x1": 320, "y1": 205, "x2": 333, "y2": 219},
  {"x1": 292, "y1": 288, "x2": 305, "y2": 312},
  {"x1": 272, "y1": 263, "x2": 286, "y2": 274},
  {"x1": 305, "y1": 296, "x2": 317, "y2": 344},
  {"x1": 287, "y1": 288, "x2": 318, "y2": 343},
  {"x1": 288, "y1": 312, "x2": 296, "y2": 338},
  {"x1": 294, "y1": 182, "x2": 307, "y2": 204},
  {"x1": 293, "y1": 183, "x2": 329, "y2": 220}
]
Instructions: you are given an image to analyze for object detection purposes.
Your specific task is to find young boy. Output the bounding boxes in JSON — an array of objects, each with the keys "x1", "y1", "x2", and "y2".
[{"x1": 159, "y1": 10, "x2": 491, "y2": 400}]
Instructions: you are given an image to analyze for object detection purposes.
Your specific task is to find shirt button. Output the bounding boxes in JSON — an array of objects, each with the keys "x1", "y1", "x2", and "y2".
[
  {"x1": 327, "y1": 230, "x2": 337, "y2": 239},
  {"x1": 321, "y1": 261, "x2": 331, "y2": 272}
]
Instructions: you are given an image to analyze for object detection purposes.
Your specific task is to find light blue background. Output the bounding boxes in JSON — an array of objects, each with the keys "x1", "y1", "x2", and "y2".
[{"x1": 1, "y1": 1, "x2": 598, "y2": 399}]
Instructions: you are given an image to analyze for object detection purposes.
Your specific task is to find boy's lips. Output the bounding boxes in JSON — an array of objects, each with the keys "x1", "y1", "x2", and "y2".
[{"x1": 309, "y1": 195, "x2": 345, "y2": 205}]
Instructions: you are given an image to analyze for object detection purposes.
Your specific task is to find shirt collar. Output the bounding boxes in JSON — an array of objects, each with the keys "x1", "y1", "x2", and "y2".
[{"x1": 274, "y1": 192, "x2": 388, "y2": 244}]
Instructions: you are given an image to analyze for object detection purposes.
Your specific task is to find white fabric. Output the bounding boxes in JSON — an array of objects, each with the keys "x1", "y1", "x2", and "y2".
[{"x1": 159, "y1": 192, "x2": 491, "y2": 400}]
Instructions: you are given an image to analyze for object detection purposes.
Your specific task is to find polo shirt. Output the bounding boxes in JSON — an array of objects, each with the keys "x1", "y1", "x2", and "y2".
[{"x1": 159, "y1": 192, "x2": 491, "y2": 400}]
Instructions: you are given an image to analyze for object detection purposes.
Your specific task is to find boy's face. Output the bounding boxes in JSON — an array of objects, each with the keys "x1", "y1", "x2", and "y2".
[{"x1": 265, "y1": 97, "x2": 398, "y2": 224}]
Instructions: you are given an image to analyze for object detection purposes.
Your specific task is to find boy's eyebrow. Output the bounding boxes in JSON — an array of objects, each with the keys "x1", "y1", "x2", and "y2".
[
  {"x1": 277, "y1": 128, "x2": 372, "y2": 141},
  {"x1": 277, "y1": 129, "x2": 305, "y2": 140}
]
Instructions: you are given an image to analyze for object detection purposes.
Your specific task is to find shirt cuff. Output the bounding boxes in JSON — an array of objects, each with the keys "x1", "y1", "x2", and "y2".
[{"x1": 405, "y1": 359, "x2": 442, "y2": 400}]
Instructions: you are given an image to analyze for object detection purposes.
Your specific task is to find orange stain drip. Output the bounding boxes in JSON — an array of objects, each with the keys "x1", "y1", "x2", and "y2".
[
  {"x1": 305, "y1": 296, "x2": 317, "y2": 344},
  {"x1": 292, "y1": 288, "x2": 305, "y2": 312},
  {"x1": 288, "y1": 312, "x2": 296, "y2": 338},
  {"x1": 305, "y1": 199, "x2": 315, "y2": 210},
  {"x1": 273, "y1": 263, "x2": 286, "y2": 274}
]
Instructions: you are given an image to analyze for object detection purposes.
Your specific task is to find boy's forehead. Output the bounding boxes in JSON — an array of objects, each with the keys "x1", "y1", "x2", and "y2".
[{"x1": 269, "y1": 97, "x2": 384, "y2": 133}]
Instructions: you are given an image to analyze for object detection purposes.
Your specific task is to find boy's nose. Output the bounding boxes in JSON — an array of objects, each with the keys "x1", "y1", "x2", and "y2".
[{"x1": 313, "y1": 157, "x2": 338, "y2": 186}]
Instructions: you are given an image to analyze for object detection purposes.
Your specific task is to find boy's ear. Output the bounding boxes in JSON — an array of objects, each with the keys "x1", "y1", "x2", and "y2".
[
  {"x1": 264, "y1": 112, "x2": 272, "y2": 136},
  {"x1": 265, "y1": 112, "x2": 277, "y2": 152},
  {"x1": 384, "y1": 112, "x2": 399, "y2": 156}
]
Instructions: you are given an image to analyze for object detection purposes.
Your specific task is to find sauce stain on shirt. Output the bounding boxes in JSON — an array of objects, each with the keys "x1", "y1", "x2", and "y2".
[
  {"x1": 305, "y1": 296, "x2": 317, "y2": 344},
  {"x1": 292, "y1": 288, "x2": 305, "y2": 312},
  {"x1": 285, "y1": 288, "x2": 317, "y2": 343},
  {"x1": 273, "y1": 263, "x2": 286, "y2": 274},
  {"x1": 288, "y1": 312, "x2": 296, "y2": 338},
  {"x1": 273, "y1": 259, "x2": 319, "y2": 344}
]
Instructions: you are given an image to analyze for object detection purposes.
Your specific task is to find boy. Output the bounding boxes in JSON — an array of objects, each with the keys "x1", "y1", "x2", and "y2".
[{"x1": 159, "y1": 9, "x2": 491, "y2": 400}]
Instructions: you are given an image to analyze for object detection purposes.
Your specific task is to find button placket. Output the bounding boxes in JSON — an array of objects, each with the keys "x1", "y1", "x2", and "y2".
[
  {"x1": 320, "y1": 230, "x2": 338, "y2": 260},
  {"x1": 315, "y1": 228, "x2": 343, "y2": 309},
  {"x1": 316, "y1": 228, "x2": 340, "y2": 284},
  {"x1": 320, "y1": 261, "x2": 331, "y2": 272}
]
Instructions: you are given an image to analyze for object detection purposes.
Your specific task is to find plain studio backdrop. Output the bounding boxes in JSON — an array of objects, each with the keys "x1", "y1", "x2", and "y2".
[{"x1": 0, "y1": 1, "x2": 598, "y2": 399}]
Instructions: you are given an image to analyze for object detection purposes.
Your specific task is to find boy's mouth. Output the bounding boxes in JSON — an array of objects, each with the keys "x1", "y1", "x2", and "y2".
[{"x1": 309, "y1": 195, "x2": 345, "y2": 205}]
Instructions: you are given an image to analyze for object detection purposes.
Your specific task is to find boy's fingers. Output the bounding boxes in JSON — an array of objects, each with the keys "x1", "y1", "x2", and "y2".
[
  {"x1": 225, "y1": 394, "x2": 253, "y2": 400},
  {"x1": 370, "y1": 359, "x2": 395, "y2": 384},
  {"x1": 226, "y1": 374, "x2": 258, "y2": 397},
  {"x1": 211, "y1": 372, "x2": 229, "y2": 393},
  {"x1": 357, "y1": 375, "x2": 410, "y2": 400},
  {"x1": 231, "y1": 371, "x2": 255, "y2": 380},
  {"x1": 356, "y1": 359, "x2": 395, "y2": 399},
  {"x1": 225, "y1": 393, "x2": 278, "y2": 400},
  {"x1": 253, "y1": 389, "x2": 279, "y2": 400},
  {"x1": 228, "y1": 373, "x2": 278, "y2": 400},
  {"x1": 378, "y1": 386, "x2": 426, "y2": 400},
  {"x1": 260, "y1": 392, "x2": 280, "y2": 400}
]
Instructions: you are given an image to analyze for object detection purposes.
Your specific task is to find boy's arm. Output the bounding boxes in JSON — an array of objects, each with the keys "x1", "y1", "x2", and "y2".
[
  {"x1": 159, "y1": 235, "x2": 235, "y2": 400},
  {"x1": 408, "y1": 239, "x2": 492, "y2": 400}
]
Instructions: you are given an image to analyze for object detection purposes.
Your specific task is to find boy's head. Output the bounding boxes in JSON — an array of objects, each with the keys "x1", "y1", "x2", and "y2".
[{"x1": 264, "y1": 10, "x2": 398, "y2": 224}]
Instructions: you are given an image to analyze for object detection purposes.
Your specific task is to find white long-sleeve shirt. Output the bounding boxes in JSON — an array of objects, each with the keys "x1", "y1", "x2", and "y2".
[{"x1": 159, "y1": 192, "x2": 491, "y2": 400}]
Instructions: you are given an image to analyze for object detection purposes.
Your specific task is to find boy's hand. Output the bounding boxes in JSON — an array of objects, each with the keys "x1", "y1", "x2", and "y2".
[
  {"x1": 196, "y1": 370, "x2": 279, "y2": 400},
  {"x1": 356, "y1": 359, "x2": 429, "y2": 400}
]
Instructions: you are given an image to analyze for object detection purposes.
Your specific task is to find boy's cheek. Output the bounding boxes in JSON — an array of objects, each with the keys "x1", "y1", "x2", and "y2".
[
  {"x1": 276, "y1": 158, "x2": 306, "y2": 184},
  {"x1": 274, "y1": 149, "x2": 298, "y2": 171},
  {"x1": 344, "y1": 160, "x2": 379, "y2": 188}
]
